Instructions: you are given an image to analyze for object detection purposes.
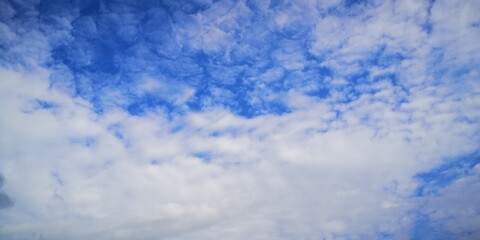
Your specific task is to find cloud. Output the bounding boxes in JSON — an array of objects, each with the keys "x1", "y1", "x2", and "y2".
[
  {"x1": 1, "y1": 61, "x2": 479, "y2": 238},
  {"x1": 414, "y1": 153, "x2": 480, "y2": 240},
  {"x1": 0, "y1": 174, "x2": 14, "y2": 210},
  {"x1": 0, "y1": 192, "x2": 13, "y2": 210},
  {"x1": 0, "y1": 0, "x2": 479, "y2": 239}
]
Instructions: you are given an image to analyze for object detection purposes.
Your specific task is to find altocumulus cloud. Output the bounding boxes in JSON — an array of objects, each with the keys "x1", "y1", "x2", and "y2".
[{"x1": 0, "y1": 0, "x2": 480, "y2": 239}]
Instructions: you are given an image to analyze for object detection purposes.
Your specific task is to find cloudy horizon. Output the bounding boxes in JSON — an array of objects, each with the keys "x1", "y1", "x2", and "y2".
[{"x1": 0, "y1": 0, "x2": 479, "y2": 239}]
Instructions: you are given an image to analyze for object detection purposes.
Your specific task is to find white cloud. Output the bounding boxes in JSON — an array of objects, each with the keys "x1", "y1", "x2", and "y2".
[
  {"x1": 1, "y1": 0, "x2": 479, "y2": 239},
  {"x1": 311, "y1": 16, "x2": 345, "y2": 54},
  {"x1": 174, "y1": 0, "x2": 253, "y2": 54},
  {"x1": 0, "y1": 61, "x2": 479, "y2": 239}
]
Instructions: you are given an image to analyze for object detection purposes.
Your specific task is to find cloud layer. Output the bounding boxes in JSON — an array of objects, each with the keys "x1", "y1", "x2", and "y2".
[{"x1": 0, "y1": 0, "x2": 479, "y2": 239}]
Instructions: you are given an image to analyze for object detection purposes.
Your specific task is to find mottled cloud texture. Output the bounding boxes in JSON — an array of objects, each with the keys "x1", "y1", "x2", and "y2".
[{"x1": 0, "y1": 0, "x2": 479, "y2": 239}]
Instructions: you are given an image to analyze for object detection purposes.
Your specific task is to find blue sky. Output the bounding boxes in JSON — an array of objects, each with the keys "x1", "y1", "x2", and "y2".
[{"x1": 0, "y1": 0, "x2": 479, "y2": 239}]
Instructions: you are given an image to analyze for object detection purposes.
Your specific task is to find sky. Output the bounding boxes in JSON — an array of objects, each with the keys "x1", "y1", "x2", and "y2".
[{"x1": 0, "y1": 0, "x2": 479, "y2": 239}]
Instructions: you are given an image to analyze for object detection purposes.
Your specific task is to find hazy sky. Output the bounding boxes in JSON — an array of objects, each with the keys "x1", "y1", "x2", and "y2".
[{"x1": 0, "y1": 0, "x2": 479, "y2": 239}]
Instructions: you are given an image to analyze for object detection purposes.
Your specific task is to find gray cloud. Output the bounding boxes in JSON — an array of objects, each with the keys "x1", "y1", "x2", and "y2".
[
  {"x1": 0, "y1": 192, "x2": 14, "y2": 209},
  {"x1": 0, "y1": 174, "x2": 14, "y2": 209}
]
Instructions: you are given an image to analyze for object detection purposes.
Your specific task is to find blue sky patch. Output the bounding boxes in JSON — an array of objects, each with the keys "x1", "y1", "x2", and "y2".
[{"x1": 415, "y1": 152, "x2": 480, "y2": 197}]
